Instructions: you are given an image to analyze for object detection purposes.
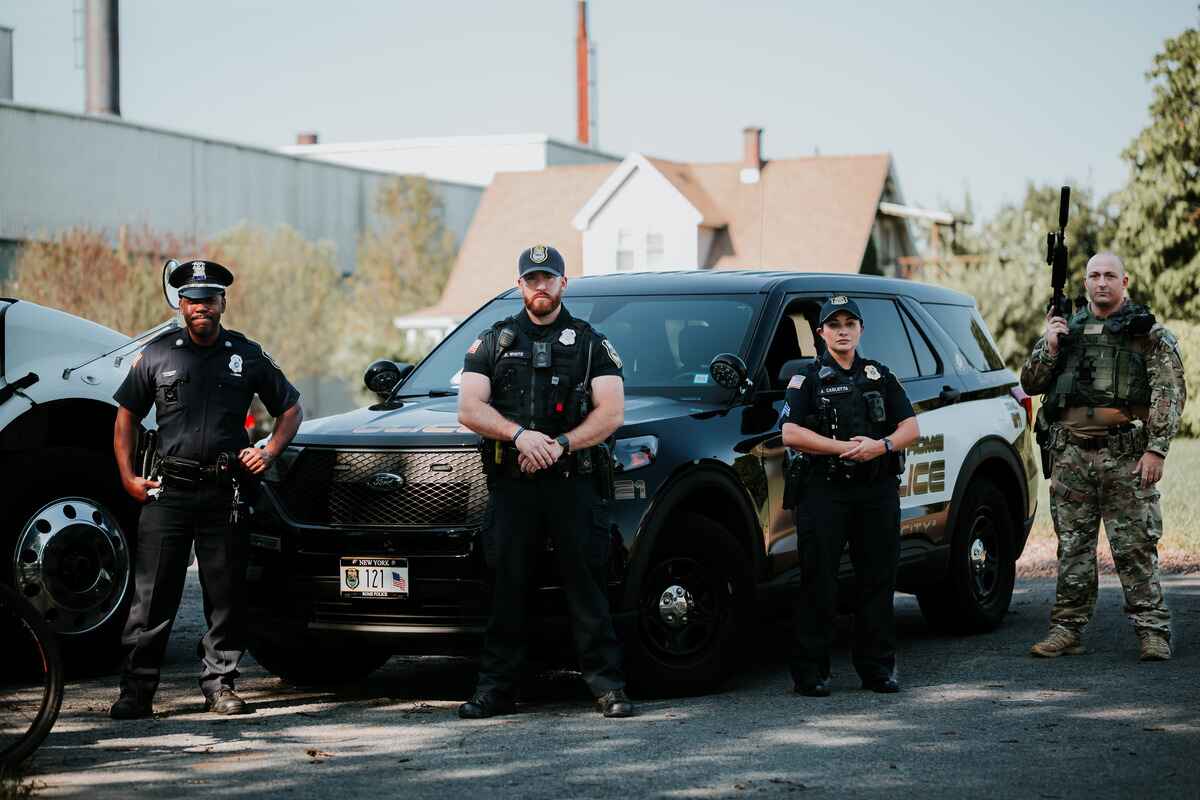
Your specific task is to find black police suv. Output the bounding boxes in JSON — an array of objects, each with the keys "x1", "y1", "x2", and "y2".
[{"x1": 244, "y1": 272, "x2": 1038, "y2": 693}]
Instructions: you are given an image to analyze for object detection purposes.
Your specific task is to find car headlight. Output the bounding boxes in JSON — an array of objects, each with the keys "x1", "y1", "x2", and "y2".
[
  {"x1": 613, "y1": 435, "x2": 658, "y2": 473},
  {"x1": 262, "y1": 445, "x2": 303, "y2": 484}
]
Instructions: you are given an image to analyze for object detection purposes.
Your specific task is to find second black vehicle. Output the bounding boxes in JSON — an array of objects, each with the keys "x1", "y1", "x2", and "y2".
[{"x1": 243, "y1": 271, "x2": 1038, "y2": 693}]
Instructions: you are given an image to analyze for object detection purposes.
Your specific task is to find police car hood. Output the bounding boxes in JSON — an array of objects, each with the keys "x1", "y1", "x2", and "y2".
[{"x1": 292, "y1": 394, "x2": 708, "y2": 448}]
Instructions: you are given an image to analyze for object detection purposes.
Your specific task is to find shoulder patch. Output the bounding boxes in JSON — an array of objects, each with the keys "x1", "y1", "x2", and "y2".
[
  {"x1": 261, "y1": 349, "x2": 281, "y2": 370},
  {"x1": 467, "y1": 338, "x2": 482, "y2": 355},
  {"x1": 601, "y1": 338, "x2": 623, "y2": 369},
  {"x1": 788, "y1": 374, "x2": 806, "y2": 390}
]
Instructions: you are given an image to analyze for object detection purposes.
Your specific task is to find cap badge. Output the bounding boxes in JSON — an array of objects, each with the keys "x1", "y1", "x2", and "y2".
[
  {"x1": 864, "y1": 364, "x2": 881, "y2": 380},
  {"x1": 559, "y1": 328, "x2": 576, "y2": 346},
  {"x1": 192, "y1": 262, "x2": 207, "y2": 280},
  {"x1": 829, "y1": 295, "x2": 848, "y2": 305},
  {"x1": 530, "y1": 245, "x2": 548, "y2": 264},
  {"x1": 229, "y1": 354, "x2": 243, "y2": 375}
]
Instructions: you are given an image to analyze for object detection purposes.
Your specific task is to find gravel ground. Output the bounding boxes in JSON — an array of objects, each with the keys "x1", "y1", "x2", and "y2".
[{"x1": 17, "y1": 569, "x2": 1200, "y2": 799}]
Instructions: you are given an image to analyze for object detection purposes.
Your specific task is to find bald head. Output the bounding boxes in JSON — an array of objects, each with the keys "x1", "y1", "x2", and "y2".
[
  {"x1": 1087, "y1": 251, "x2": 1125, "y2": 276},
  {"x1": 1084, "y1": 251, "x2": 1128, "y2": 315}
]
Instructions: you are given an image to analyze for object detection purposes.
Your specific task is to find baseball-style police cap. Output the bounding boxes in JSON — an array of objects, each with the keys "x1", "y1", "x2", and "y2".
[
  {"x1": 518, "y1": 245, "x2": 565, "y2": 279},
  {"x1": 169, "y1": 259, "x2": 234, "y2": 299},
  {"x1": 818, "y1": 295, "x2": 863, "y2": 326}
]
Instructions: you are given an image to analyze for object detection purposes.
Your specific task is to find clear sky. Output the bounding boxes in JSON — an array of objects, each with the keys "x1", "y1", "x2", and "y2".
[{"x1": 3, "y1": 0, "x2": 1196, "y2": 220}]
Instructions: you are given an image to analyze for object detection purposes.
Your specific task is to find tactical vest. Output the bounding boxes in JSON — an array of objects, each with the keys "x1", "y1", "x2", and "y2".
[
  {"x1": 1044, "y1": 304, "x2": 1155, "y2": 416},
  {"x1": 488, "y1": 314, "x2": 595, "y2": 438},
  {"x1": 805, "y1": 356, "x2": 897, "y2": 479}
]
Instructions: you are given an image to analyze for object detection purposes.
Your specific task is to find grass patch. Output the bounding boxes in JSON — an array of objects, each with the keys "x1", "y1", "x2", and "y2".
[{"x1": 1019, "y1": 438, "x2": 1200, "y2": 575}]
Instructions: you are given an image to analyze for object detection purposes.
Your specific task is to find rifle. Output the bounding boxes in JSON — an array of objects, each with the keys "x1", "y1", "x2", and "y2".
[{"x1": 1046, "y1": 185, "x2": 1073, "y2": 324}]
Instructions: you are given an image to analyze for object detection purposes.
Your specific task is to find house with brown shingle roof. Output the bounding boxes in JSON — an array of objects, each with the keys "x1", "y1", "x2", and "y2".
[{"x1": 406, "y1": 127, "x2": 919, "y2": 331}]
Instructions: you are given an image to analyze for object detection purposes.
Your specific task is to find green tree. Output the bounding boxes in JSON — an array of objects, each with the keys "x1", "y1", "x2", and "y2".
[
  {"x1": 933, "y1": 183, "x2": 1113, "y2": 366},
  {"x1": 1113, "y1": 27, "x2": 1200, "y2": 319},
  {"x1": 337, "y1": 177, "x2": 458, "y2": 384}
]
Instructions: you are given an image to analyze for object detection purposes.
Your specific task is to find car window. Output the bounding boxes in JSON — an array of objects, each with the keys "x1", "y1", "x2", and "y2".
[
  {"x1": 401, "y1": 293, "x2": 762, "y2": 401},
  {"x1": 854, "y1": 298, "x2": 919, "y2": 380},
  {"x1": 924, "y1": 303, "x2": 1006, "y2": 371},
  {"x1": 900, "y1": 307, "x2": 940, "y2": 377}
]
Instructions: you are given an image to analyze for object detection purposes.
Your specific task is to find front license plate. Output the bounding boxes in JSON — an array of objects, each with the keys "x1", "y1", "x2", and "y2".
[{"x1": 340, "y1": 557, "x2": 409, "y2": 598}]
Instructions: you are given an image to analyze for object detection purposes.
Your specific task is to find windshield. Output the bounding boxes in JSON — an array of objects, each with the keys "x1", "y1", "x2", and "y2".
[{"x1": 398, "y1": 293, "x2": 763, "y2": 402}]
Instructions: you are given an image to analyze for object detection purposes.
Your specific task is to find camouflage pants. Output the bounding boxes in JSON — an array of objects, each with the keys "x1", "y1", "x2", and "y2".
[{"x1": 1048, "y1": 442, "x2": 1170, "y2": 637}]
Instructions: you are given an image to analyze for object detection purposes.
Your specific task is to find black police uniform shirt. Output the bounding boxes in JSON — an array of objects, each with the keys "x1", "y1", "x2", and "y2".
[
  {"x1": 461, "y1": 306, "x2": 622, "y2": 435},
  {"x1": 781, "y1": 350, "x2": 915, "y2": 439},
  {"x1": 114, "y1": 327, "x2": 300, "y2": 462}
]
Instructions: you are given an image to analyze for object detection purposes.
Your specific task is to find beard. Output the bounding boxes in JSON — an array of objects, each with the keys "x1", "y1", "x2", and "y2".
[{"x1": 524, "y1": 291, "x2": 561, "y2": 318}]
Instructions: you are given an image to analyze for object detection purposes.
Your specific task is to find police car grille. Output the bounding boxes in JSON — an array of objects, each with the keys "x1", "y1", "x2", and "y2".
[{"x1": 275, "y1": 449, "x2": 488, "y2": 528}]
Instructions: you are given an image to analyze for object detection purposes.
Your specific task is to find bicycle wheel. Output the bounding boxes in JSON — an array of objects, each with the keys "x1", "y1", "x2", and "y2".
[{"x1": 0, "y1": 582, "x2": 65, "y2": 768}]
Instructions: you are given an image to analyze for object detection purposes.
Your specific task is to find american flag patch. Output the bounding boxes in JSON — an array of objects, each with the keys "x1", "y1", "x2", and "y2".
[
  {"x1": 788, "y1": 374, "x2": 806, "y2": 389},
  {"x1": 392, "y1": 571, "x2": 407, "y2": 591},
  {"x1": 467, "y1": 338, "x2": 482, "y2": 355}
]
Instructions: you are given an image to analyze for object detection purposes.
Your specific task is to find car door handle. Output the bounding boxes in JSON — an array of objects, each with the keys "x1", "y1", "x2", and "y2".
[{"x1": 940, "y1": 385, "x2": 961, "y2": 404}]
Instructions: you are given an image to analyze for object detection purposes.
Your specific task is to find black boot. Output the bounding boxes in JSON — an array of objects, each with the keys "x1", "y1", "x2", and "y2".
[
  {"x1": 205, "y1": 687, "x2": 250, "y2": 715},
  {"x1": 596, "y1": 688, "x2": 635, "y2": 718},
  {"x1": 458, "y1": 691, "x2": 516, "y2": 719},
  {"x1": 110, "y1": 685, "x2": 154, "y2": 720}
]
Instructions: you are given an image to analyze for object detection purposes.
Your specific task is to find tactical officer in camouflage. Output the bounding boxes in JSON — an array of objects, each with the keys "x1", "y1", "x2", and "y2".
[
  {"x1": 456, "y1": 245, "x2": 634, "y2": 720},
  {"x1": 1021, "y1": 252, "x2": 1185, "y2": 662}
]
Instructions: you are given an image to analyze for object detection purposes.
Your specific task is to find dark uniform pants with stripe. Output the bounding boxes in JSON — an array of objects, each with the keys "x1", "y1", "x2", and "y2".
[
  {"x1": 791, "y1": 476, "x2": 901, "y2": 685},
  {"x1": 476, "y1": 475, "x2": 625, "y2": 698},
  {"x1": 120, "y1": 485, "x2": 247, "y2": 699}
]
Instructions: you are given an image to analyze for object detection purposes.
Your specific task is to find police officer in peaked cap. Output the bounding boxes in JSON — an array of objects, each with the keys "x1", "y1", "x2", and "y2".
[
  {"x1": 456, "y1": 244, "x2": 635, "y2": 719},
  {"x1": 780, "y1": 296, "x2": 920, "y2": 696},
  {"x1": 109, "y1": 259, "x2": 304, "y2": 719}
]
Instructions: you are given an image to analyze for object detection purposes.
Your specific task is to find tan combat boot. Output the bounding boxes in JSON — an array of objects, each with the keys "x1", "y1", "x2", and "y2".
[
  {"x1": 1137, "y1": 630, "x2": 1171, "y2": 662},
  {"x1": 1030, "y1": 625, "x2": 1085, "y2": 658}
]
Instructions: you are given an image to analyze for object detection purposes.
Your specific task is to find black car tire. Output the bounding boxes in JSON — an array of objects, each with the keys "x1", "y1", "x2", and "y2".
[
  {"x1": 3, "y1": 449, "x2": 138, "y2": 672},
  {"x1": 626, "y1": 513, "x2": 751, "y2": 696},
  {"x1": 917, "y1": 477, "x2": 1016, "y2": 633},
  {"x1": 250, "y1": 638, "x2": 391, "y2": 686}
]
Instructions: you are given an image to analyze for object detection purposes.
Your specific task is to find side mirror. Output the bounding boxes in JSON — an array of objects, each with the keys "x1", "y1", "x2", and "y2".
[
  {"x1": 363, "y1": 360, "x2": 412, "y2": 398},
  {"x1": 162, "y1": 259, "x2": 180, "y2": 310},
  {"x1": 709, "y1": 353, "x2": 751, "y2": 394}
]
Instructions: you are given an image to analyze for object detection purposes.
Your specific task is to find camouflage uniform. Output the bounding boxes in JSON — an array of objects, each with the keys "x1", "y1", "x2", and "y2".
[{"x1": 1021, "y1": 302, "x2": 1186, "y2": 639}]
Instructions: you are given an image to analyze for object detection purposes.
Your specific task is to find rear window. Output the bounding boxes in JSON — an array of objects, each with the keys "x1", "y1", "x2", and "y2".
[{"x1": 924, "y1": 303, "x2": 1005, "y2": 372}]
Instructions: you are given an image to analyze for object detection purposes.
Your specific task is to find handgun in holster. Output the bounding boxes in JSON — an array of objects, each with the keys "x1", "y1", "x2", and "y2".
[{"x1": 782, "y1": 452, "x2": 810, "y2": 510}]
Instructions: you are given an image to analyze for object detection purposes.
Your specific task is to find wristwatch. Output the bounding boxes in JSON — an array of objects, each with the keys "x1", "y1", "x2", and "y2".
[
  {"x1": 883, "y1": 437, "x2": 893, "y2": 453},
  {"x1": 556, "y1": 434, "x2": 571, "y2": 454}
]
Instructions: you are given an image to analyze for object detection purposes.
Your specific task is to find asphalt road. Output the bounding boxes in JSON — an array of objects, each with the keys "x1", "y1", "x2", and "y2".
[{"x1": 23, "y1": 571, "x2": 1200, "y2": 799}]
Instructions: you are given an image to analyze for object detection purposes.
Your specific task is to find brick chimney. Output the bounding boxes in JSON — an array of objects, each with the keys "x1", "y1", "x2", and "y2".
[
  {"x1": 740, "y1": 126, "x2": 763, "y2": 184},
  {"x1": 296, "y1": 132, "x2": 319, "y2": 145}
]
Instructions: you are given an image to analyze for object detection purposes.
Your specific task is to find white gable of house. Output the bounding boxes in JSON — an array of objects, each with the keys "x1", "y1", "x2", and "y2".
[{"x1": 572, "y1": 154, "x2": 704, "y2": 275}]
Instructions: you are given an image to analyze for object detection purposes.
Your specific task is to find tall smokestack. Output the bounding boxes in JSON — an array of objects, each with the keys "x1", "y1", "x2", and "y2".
[
  {"x1": 85, "y1": 0, "x2": 120, "y2": 115},
  {"x1": 576, "y1": 1, "x2": 589, "y2": 145},
  {"x1": 0, "y1": 26, "x2": 12, "y2": 102}
]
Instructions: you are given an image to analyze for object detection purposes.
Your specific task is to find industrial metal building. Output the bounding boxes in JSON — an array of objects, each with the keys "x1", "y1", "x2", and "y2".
[{"x1": 0, "y1": 100, "x2": 483, "y2": 279}]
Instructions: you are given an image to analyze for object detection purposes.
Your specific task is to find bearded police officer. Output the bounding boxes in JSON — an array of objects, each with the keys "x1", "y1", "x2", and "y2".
[
  {"x1": 781, "y1": 297, "x2": 920, "y2": 697},
  {"x1": 456, "y1": 244, "x2": 634, "y2": 719},
  {"x1": 1022, "y1": 252, "x2": 1184, "y2": 661},
  {"x1": 109, "y1": 260, "x2": 303, "y2": 719}
]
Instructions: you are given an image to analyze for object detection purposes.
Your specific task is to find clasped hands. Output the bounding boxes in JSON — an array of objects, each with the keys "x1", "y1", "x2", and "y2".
[
  {"x1": 514, "y1": 429, "x2": 565, "y2": 474},
  {"x1": 840, "y1": 436, "x2": 887, "y2": 462}
]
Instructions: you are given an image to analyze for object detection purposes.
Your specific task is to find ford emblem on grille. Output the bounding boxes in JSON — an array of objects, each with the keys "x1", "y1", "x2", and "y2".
[{"x1": 364, "y1": 472, "x2": 405, "y2": 492}]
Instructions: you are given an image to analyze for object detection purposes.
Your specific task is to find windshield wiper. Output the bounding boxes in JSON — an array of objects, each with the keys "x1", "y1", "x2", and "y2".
[{"x1": 392, "y1": 388, "x2": 459, "y2": 399}]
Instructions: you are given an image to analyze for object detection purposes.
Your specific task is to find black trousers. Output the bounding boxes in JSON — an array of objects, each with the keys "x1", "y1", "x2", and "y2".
[
  {"x1": 476, "y1": 475, "x2": 624, "y2": 698},
  {"x1": 791, "y1": 475, "x2": 901, "y2": 685},
  {"x1": 120, "y1": 484, "x2": 247, "y2": 698}
]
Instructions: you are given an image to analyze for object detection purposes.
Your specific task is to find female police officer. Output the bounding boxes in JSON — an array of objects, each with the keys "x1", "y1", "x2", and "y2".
[{"x1": 780, "y1": 296, "x2": 919, "y2": 697}]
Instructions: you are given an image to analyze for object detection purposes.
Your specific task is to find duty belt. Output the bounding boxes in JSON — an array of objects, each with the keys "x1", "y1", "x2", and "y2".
[
  {"x1": 1050, "y1": 422, "x2": 1147, "y2": 455},
  {"x1": 160, "y1": 454, "x2": 240, "y2": 489},
  {"x1": 491, "y1": 442, "x2": 581, "y2": 480}
]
